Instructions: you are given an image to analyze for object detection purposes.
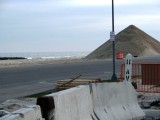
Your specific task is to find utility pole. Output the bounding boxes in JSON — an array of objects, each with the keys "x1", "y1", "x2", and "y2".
[{"x1": 111, "y1": 0, "x2": 117, "y2": 81}]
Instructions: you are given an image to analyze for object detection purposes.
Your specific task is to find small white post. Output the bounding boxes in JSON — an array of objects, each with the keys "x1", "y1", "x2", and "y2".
[{"x1": 124, "y1": 53, "x2": 132, "y2": 82}]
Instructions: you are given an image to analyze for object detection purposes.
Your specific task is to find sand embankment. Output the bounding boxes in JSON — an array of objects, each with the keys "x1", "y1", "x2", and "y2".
[
  {"x1": 0, "y1": 57, "x2": 85, "y2": 68},
  {"x1": 85, "y1": 25, "x2": 160, "y2": 59}
]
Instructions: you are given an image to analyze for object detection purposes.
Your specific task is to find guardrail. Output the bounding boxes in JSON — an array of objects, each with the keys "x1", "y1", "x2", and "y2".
[{"x1": 120, "y1": 63, "x2": 160, "y2": 93}]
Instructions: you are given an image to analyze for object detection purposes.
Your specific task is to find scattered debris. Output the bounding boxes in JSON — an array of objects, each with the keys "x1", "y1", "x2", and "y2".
[
  {"x1": 138, "y1": 92, "x2": 160, "y2": 120},
  {"x1": 0, "y1": 110, "x2": 10, "y2": 117}
]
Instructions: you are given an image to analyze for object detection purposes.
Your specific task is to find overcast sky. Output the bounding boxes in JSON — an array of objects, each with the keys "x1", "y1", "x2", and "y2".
[{"x1": 0, "y1": 0, "x2": 160, "y2": 52}]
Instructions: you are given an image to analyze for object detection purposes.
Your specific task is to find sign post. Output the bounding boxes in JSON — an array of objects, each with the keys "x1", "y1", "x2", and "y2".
[
  {"x1": 111, "y1": 0, "x2": 117, "y2": 81},
  {"x1": 125, "y1": 53, "x2": 132, "y2": 82}
]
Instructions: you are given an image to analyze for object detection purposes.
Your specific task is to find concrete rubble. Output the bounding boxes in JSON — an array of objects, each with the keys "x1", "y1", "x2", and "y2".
[
  {"x1": 138, "y1": 93, "x2": 160, "y2": 120},
  {"x1": 0, "y1": 98, "x2": 36, "y2": 118}
]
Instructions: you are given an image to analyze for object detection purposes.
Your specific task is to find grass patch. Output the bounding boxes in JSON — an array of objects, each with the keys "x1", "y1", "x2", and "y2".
[
  {"x1": 25, "y1": 89, "x2": 57, "y2": 98},
  {"x1": 100, "y1": 79, "x2": 120, "y2": 83},
  {"x1": 132, "y1": 75, "x2": 142, "y2": 79},
  {"x1": 155, "y1": 85, "x2": 160, "y2": 87}
]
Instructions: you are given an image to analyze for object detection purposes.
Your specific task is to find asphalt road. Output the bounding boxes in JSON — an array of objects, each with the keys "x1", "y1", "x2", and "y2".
[{"x1": 0, "y1": 55, "x2": 160, "y2": 103}]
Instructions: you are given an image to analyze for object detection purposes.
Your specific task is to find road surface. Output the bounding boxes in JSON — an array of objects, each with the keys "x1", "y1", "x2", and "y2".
[{"x1": 0, "y1": 55, "x2": 159, "y2": 103}]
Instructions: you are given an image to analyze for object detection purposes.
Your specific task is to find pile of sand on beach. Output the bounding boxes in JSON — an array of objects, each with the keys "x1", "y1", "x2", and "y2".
[{"x1": 85, "y1": 25, "x2": 160, "y2": 59}]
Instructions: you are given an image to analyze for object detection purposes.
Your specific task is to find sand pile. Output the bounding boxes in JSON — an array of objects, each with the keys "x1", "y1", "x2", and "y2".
[{"x1": 85, "y1": 25, "x2": 160, "y2": 59}]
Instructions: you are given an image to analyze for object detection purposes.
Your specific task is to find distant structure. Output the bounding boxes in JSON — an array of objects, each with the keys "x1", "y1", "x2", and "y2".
[{"x1": 85, "y1": 25, "x2": 160, "y2": 59}]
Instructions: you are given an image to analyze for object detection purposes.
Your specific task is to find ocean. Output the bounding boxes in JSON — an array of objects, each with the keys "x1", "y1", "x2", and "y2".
[{"x1": 0, "y1": 51, "x2": 90, "y2": 59}]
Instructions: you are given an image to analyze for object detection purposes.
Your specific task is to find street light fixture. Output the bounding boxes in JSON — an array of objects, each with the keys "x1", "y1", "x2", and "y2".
[{"x1": 111, "y1": 0, "x2": 117, "y2": 81}]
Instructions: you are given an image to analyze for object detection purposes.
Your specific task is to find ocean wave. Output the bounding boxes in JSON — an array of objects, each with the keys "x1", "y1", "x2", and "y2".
[
  {"x1": 0, "y1": 51, "x2": 90, "y2": 60},
  {"x1": 41, "y1": 56, "x2": 78, "y2": 59},
  {"x1": 26, "y1": 57, "x2": 33, "y2": 60}
]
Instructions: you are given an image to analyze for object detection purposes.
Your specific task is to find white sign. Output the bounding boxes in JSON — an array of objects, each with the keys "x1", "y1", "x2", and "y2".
[
  {"x1": 124, "y1": 53, "x2": 132, "y2": 82},
  {"x1": 110, "y1": 31, "x2": 115, "y2": 41}
]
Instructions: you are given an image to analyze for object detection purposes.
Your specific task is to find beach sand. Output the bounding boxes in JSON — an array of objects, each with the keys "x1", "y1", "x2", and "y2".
[{"x1": 0, "y1": 57, "x2": 86, "y2": 68}]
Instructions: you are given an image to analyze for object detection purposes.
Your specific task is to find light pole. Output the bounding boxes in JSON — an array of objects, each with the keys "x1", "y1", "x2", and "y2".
[{"x1": 111, "y1": 0, "x2": 117, "y2": 81}]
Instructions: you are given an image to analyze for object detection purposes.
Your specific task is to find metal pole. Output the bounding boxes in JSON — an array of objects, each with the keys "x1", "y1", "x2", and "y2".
[{"x1": 111, "y1": 0, "x2": 117, "y2": 80}]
